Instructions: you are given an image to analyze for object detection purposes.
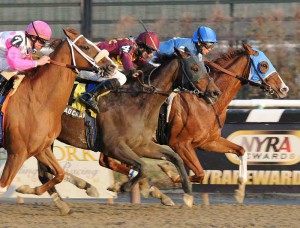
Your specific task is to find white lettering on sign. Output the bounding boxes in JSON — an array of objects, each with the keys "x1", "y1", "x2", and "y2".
[{"x1": 199, "y1": 170, "x2": 300, "y2": 185}]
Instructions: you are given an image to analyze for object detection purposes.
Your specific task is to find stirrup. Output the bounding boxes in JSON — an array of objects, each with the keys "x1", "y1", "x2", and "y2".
[{"x1": 79, "y1": 95, "x2": 100, "y2": 113}]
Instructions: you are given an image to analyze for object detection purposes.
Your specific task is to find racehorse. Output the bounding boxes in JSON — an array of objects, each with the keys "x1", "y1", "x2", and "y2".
[
  {"x1": 51, "y1": 43, "x2": 289, "y2": 207},
  {"x1": 156, "y1": 43, "x2": 289, "y2": 202},
  {"x1": 0, "y1": 28, "x2": 115, "y2": 196},
  {"x1": 36, "y1": 48, "x2": 222, "y2": 213}
]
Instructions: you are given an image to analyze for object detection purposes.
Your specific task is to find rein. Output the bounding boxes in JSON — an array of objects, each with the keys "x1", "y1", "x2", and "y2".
[
  {"x1": 204, "y1": 59, "x2": 274, "y2": 92},
  {"x1": 116, "y1": 58, "x2": 208, "y2": 97}
]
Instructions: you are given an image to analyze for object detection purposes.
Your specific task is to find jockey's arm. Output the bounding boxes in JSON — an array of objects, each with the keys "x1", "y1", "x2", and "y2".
[{"x1": 6, "y1": 46, "x2": 37, "y2": 71}]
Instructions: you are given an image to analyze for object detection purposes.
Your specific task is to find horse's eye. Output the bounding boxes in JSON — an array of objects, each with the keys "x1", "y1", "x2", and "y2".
[
  {"x1": 82, "y1": 46, "x2": 90, "y2": 51},
  {"x1": 191, "y1": 64, "x2": 199, "y2": 72}
]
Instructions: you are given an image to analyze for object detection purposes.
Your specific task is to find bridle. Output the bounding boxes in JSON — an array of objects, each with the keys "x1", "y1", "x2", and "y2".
[
  {"x1": 50, "y1": 35, "x2": 110, "y2": 74},
  {"x1": 204, "y1": 53, "x2": 277, "y2": 128},
  {"x1": 205, "y1": 54, "x2": 275, "y2": 95},
  {"x1": 117, "y1": 57, "x2": 212, "y2": 98}
]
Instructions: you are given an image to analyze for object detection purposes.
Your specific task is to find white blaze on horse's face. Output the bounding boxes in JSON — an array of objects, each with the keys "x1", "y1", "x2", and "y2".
[{"x1": 249, "y1": 48, "x2": 289, "y2": 98}]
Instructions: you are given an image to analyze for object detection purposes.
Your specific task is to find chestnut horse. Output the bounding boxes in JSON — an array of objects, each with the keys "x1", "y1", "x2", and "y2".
[
  {"x1": 36, "y1": 48, "x2": 221, "y2": 213},
  {"x1": 49, "y1": 43, "x2": 289, "y2": 207},
  {"x1": 156, "y1": 43, "x2": 289, "y2": 202},
  {"x1": 0, "y1": 28, "x2": 115, "y2": 196}
]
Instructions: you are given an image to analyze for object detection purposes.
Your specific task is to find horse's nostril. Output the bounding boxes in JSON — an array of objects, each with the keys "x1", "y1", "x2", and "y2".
[{"x1": 213, "y1": 91, "x2": 221, "y2": 97}]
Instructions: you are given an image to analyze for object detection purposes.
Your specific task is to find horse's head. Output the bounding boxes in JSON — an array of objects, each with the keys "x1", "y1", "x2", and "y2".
[
  {"x1": 62, "y1": 28, "x2": 117, "y2": 76},
  {"x1": 243, "y1": 43, "x2": 289, "y2": 98},
  {"x1": 174, "y1": 47, "x2": 221, "y2": 104}
]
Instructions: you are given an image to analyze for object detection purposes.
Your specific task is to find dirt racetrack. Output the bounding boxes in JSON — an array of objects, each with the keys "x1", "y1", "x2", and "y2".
[{"x1": 1, "y1": 201, "x2": 300, "y2": 228}]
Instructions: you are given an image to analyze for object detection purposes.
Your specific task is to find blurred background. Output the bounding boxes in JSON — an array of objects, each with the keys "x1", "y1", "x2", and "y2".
[{"x1": 0, "y1": 0, "x2": 299, "y2": 98}]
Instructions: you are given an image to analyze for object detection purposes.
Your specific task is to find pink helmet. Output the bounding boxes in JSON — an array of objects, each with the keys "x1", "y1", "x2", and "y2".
[
  {"x1": 136, "y1": 32, "x2": 160, "y2": 51},
  {"x1": 26, "y1": 21, "x2": 52, "y2": 41}
]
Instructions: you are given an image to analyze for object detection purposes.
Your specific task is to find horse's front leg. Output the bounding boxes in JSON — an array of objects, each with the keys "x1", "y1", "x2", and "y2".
[
  {"x1": 137, "y1": 141, "x2": 193, "y2": 207},
  {"x1": 106, "y1": 141, "x2": 148, "y2": 194},
  {"x1": 201, "y1": 137, "x2": 247, "y2": 203},
  {"x1": 160, "y1": 140, "x2": 205, "y2": 183},
  {"x1": 99, "y1": 153, "x2": 175, "y2": 206},
  {"x1": 16, "y1": 146, "x2": 64, "y2": 195},
  {"x1": 0, "y1": 148, "x2": 28, "y2": 193}
]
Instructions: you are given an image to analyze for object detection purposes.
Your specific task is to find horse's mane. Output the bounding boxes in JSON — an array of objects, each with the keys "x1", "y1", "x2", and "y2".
[
  {"x1": 153, "y1": 53, "x2": 177, "y2": 65},
  {"x1": 213, "y1": 48, "x2": 245, "y2": 65},
  {"x1": 49, "y1": 39, "x2": 63, "y2": 50}
]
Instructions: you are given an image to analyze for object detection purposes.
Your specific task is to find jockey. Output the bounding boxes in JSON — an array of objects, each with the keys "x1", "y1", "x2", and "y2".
[
  {"x1": 151, "y1": 26, "x2": 217, "y2": 64},
  {"x1": 78, "y1": 31, "x2": 160, "y2": 113},
  {"x1": 0, "y1": 21, "x2": 52, "y2": 90}
]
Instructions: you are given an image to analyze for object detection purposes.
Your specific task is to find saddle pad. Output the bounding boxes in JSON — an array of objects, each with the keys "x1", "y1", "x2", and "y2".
[{"x1": 70, "y1": 82, "x2": 97, "y2": 118}]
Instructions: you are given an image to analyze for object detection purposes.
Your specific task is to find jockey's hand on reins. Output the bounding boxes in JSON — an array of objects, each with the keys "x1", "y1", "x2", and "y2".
[{"x1": 132, "y1": 70, "x2": 144, "y2": 78}]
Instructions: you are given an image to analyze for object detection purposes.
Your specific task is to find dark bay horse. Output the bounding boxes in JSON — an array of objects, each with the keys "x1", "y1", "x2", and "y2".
[
  {"x1": 58, "y1": 43, "x2": 289, "y2": 206},
  {"x1": 37, "y1": 49, "x2": 221, "y2": 212},
  {"x1": 0, "y1": 28, "x2": 115, "y2": 196}
]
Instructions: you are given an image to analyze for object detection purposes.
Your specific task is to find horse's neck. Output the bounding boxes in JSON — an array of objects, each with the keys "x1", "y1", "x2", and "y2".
[
  {"x1": 137, "y1": 59, "x2": 179, "y2": 124},
  {"x1": 214, "y1": 55, "x2": 248, "y2": 112},
  {"x1": 24, "y1": 43, "x2": 75, "y2": 109}
]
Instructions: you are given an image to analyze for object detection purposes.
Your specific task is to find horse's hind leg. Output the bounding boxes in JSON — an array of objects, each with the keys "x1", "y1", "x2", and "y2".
[
  {"x1": 137, "y1": 142, "x2": 193, "y2": 207},
  {"x1": 37, "y1": 162, "x2": 72, "y2": 215},
  {"x1": 0, "y1": 149, "x2": 28, "y2": 193},
  {"x1": 16, "y1": 146, "x2": 64, "y2": 195}
]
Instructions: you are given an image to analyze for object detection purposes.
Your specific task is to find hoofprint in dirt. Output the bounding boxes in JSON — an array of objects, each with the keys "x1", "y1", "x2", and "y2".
[{"x1": 0, "y1": 203, "x2": 299, "y2": 228}]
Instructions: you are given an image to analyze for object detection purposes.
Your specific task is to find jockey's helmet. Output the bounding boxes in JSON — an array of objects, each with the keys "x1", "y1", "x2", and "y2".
[
  {"x1": 136, "y1": 32, "x2": 160, "y2": 52},
  {"x1": 192, "y1": 26, "x2": 217, "y2": 44},
  {"x1": 26, "y1": 21, "x2": 52, "y2": 41}
]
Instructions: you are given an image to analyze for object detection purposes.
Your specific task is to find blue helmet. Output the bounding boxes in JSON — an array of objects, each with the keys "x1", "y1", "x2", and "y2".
[{"x1": 192, "y1": 26, "x2": 217, "y2": 43}]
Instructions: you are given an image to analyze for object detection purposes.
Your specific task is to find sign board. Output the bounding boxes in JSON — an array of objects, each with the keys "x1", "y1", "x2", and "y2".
[
  {"x1": 0, "y1": 141, "x2": 115, "y2": 198},
  {"x1": 193, "y1": 109, "x2": 300, "y2": 193}
]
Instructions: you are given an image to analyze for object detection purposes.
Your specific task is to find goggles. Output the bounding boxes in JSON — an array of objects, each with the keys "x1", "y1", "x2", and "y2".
[
  {"x1": 33, "y1": 36, "x2": 48, "y2": 45},
  {"x1": 140, "y1": 44, "x2": 155, "y2": 54},
  {"x1": 202, "y1": 42, "x2": 215, "y2": 50}
]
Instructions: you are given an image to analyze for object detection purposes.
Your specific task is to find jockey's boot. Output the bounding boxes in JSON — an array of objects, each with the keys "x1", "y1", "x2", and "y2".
[{"x1": 79, "y1": 78, "x2": 121, "y2": 113}]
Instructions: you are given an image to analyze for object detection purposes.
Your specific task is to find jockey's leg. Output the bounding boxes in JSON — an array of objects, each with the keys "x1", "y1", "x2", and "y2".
[
  {"x1": 0, "y1": 75, "x2": 8, "y2": 94},
  {"x1": 79, "y1": 71, "x2": 126, "y2": 113}
]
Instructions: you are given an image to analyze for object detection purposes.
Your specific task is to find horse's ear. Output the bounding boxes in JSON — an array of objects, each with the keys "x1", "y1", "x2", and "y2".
[
  {"x1": 174, "y1": 47, "x2": 190, "y2": 59},
  {"x1": 63, "y1": 27, "x2": 80, "y2": 40},
  {"x1": 243, "y1": 43, "x2": 258, "y2": 56}
]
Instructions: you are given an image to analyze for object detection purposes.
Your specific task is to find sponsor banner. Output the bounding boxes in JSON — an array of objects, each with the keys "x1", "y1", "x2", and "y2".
[
  {"x1": 0, "y1": 141, "x2": 115, "y2": 198},
  {"x1": 192, "y1": 109, "x2": 300, "y2": 193}
]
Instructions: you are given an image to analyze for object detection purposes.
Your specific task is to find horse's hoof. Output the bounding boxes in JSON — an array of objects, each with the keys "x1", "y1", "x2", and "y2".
[
  {"x1": 107, "y1": 182, "x2": 122, "y2": 192},
  {"x1": 161, "y1": 195, "x2": 175, "y2": 206},
  {"x1": 16, "y1": 185, "x2": 34, "y2": 194},
  {"x1": 183, "y1": 193, "x2": 194, "y2": 208},
  {"x1": 0, "y1": 186, "x2": 8, "y2": 193},
  {"x1": 139, "y1": 181, "x2": 150, "y2": 198},
  {"x1": 234, "y1": 189, "x2": 245, "y2": 204},
  {"x1": 56, "y1": 202, "x2": 73, "y2": 215},
  {"x1": 86, "y1": 186, "x2": 99, "y2": 197},
  {"x1": 140, "y1": 188, "x2": 150, "y2": 198},
  {"x1": 120, "y1": 182, "x2": 132, "y2": 192}
]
